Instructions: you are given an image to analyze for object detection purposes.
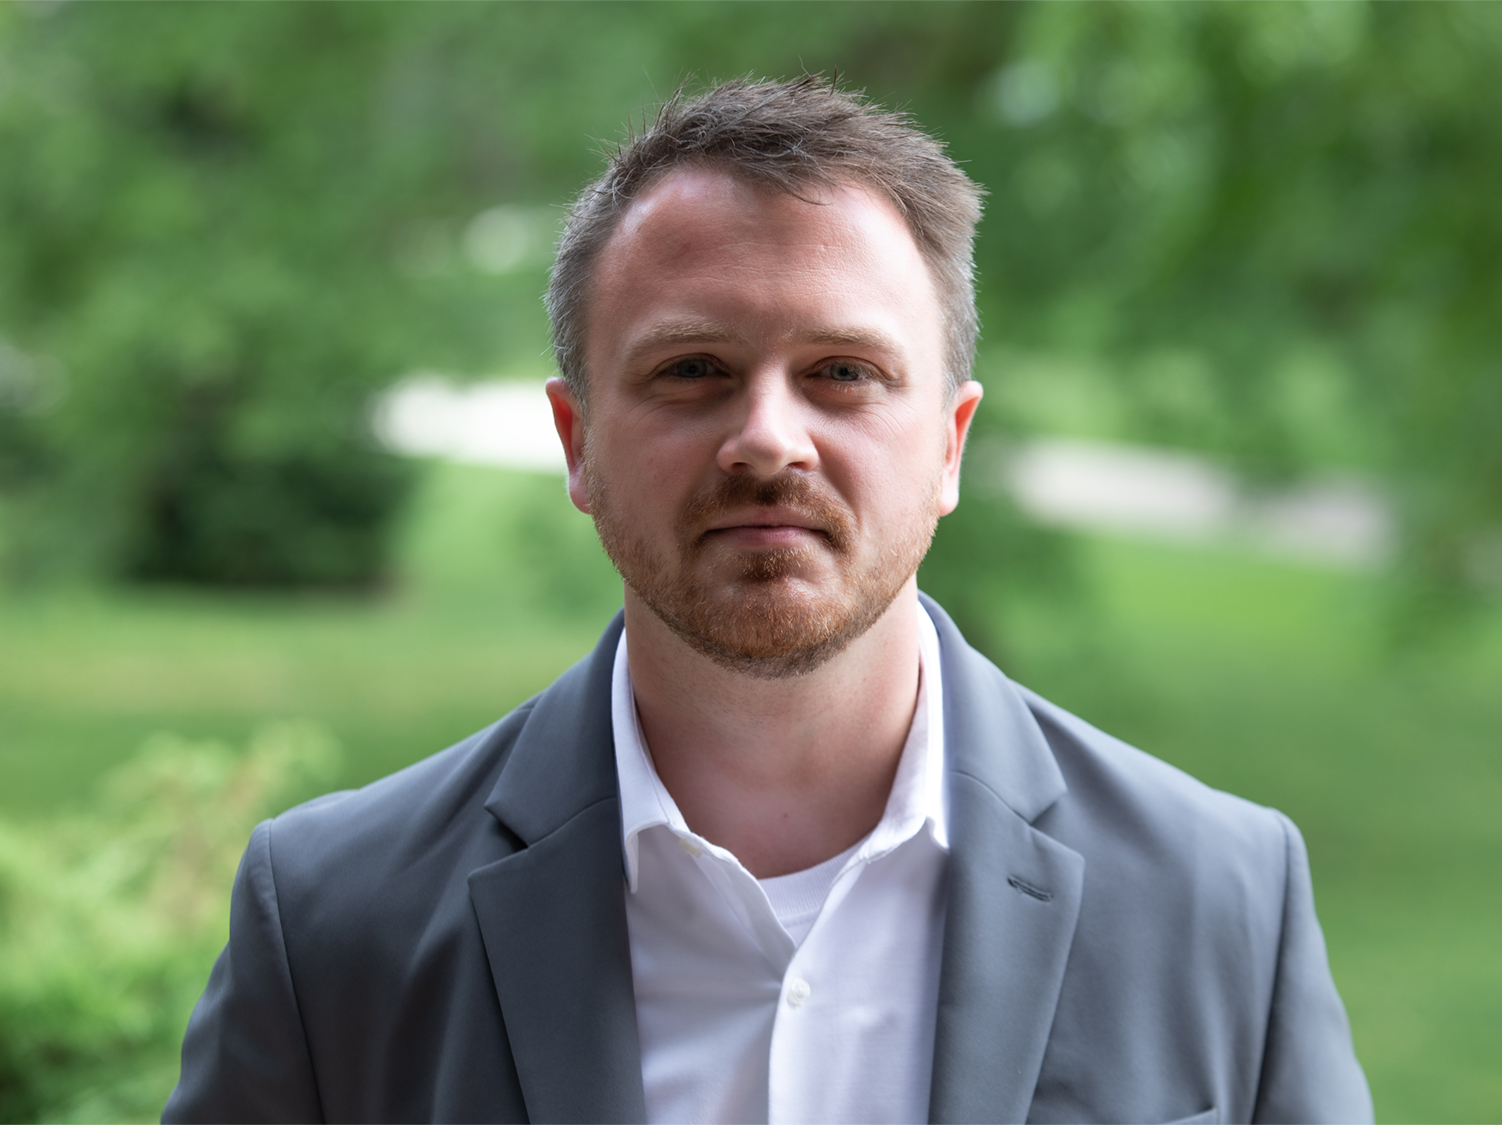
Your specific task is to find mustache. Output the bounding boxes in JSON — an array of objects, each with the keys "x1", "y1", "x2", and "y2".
[{"x1": 676, "y1": 473, "x2": 855, "y2": 553}]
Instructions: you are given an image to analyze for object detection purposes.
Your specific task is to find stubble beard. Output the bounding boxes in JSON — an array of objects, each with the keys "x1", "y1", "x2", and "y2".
[{"x1": 586, "y1": 453, "x2": 940, "y2": 679}]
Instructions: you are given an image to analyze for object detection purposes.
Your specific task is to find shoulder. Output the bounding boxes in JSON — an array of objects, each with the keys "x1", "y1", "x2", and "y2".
[
  {"x1": 922, "y1": 592, "x2": 1292, "y2": 893},
  {"x1": 247, "y1": 610, "x2": 623, "y2": 956},
  {"x1": 1013, "y1": 681, "x2": 1294, "y2": 925},
  {"x1": 262, "y1": 697, "x2": 539, "y2": 913},
  {"x1": 1024, "y1": 683, "x2": 1286, "y2": 845}
]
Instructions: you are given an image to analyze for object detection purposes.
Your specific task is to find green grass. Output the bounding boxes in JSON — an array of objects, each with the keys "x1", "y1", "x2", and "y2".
[
  {"x1": 0, "y1": 588, "x2": 605, "y2": 818},
  {"x1": 2, "y1": 461, "x2": 1499, "y2": 1121},
  {"x1": 0, "y1": 463, "x2": 624, "y2": 819}
]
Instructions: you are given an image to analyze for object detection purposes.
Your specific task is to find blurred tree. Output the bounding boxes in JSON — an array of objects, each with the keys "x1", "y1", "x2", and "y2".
[
  {"x1": 940, "y1": 2, "x2": 1502, "y2": 623},
  {"x1": 0, "y1": 2, "x2": 1497, "y2": 611},
  {"x1": 0, "y1": 5, "x2": 433, "y2": 585}
]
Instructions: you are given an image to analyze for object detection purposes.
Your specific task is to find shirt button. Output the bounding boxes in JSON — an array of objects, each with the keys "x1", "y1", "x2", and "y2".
[{"x1": 787, "y1": 978, "x2": 811, "y2": 1007}]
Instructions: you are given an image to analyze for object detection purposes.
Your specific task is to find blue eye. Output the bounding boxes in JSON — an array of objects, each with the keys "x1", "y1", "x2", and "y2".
[
  {"x1": 827, "y1": 362, "x2": 865, "y2": 382},
  {"x1": 669, "y1": 357, "x2": 715, "y2": 379}
]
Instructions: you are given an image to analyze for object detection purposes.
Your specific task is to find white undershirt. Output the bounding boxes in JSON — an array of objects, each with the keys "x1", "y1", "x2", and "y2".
[
  {"x1": 613, "y1": 602, "x2": 949, "y2": 1125},
  {"x1": 759, "y1": 840, "x2": 861, "y2": 945}
]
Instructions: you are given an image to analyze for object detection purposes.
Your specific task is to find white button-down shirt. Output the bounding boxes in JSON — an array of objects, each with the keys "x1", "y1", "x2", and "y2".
[{"x1": 613, "y1": 603, "x2": 950, "y2": 1125}]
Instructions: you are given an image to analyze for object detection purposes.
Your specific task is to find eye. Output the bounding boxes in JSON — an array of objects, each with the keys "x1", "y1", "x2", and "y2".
[
  {"x1": 662, "y1": 356, "x2": 719, "y2": 379},
  {"x1": 820, "y1": 360, "x2": 873, "y2": 383}
]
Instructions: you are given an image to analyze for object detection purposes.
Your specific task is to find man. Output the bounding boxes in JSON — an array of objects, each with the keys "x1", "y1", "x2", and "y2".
[{"x1": 166, "y1": 78, "x2": 1372, "y2": 1124}]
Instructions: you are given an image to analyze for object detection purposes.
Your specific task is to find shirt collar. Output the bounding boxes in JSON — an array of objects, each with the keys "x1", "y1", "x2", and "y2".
[
  {"x1": 611, "y1": 626, "x2": 693, "y2": 892},
  {"x1": 612, "y1": 600, "x2": 949, "y2": 893}
]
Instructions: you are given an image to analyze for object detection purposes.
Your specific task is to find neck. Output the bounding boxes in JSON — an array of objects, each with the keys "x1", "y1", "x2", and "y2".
[{"x1": 625, "y1": 580, "x2": 923, "y2": 879}]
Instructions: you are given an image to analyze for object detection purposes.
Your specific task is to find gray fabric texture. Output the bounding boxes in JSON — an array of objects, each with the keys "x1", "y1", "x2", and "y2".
[{"x1": 163, "y1": 596, "x2": 1372, "y2": 1124}]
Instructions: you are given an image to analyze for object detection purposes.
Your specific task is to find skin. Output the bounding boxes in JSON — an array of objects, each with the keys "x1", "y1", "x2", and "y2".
[{"x1": 547, "y1": 167, "x2": 982, "y2": 878}]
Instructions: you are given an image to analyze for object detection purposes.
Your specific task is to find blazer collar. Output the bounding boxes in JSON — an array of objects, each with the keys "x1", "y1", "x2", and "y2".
[
  {"x1": 484, "y1": 611, "x2": 626, "y2": 843},
  {"x1": 470, "y1": 612, "x2": 647, "y2": 1123},
  {"x1": 919, "y1": 592, "x2": 1067, "y2": 825}
]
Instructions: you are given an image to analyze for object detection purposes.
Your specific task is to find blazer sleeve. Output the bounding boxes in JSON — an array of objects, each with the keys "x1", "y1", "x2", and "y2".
[
  {"x1": 163, "y1": 819, "x2": 324, "y2": 1124},
  {"x1": 1252, "y1": 812, "x2": 1373, "y2": 1124}
]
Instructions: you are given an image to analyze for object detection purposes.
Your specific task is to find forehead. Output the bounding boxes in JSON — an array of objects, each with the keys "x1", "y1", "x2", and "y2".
[{"x1": 584, "y1": 167, "x2": 942, "y2": 363}]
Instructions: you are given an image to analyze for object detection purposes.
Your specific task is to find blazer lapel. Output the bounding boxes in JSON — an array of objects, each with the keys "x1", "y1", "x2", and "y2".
[
  {"x1": 921, "y1": 596, "x2": 1086, "y2": 1125},
  {"x1": 468, "y1": 613, "x2": 648, "y2": 1124}
]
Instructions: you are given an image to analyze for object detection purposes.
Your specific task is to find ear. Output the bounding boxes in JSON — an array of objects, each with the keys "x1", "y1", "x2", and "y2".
[
  {"x1": 938, "y1": 379, "x2": 984, "y2": 517},
  {"x1": 545, "y1": 377, "x2": 592, "y2": 515}
]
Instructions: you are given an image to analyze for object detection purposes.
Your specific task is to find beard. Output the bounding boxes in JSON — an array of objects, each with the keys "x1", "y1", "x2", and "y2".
[{"x1": 587, "y1": 456, "x2": 940, "y2": 679}]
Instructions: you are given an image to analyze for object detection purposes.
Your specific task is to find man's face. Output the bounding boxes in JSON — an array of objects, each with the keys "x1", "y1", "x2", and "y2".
[{"x1": 549, "y1": 167, "x2": 981, "y2": 677}]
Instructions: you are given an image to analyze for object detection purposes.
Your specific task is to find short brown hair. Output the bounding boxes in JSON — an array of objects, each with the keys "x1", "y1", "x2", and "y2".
[{"x1": 546, "y1": 76, "x2": 984, "y2": 400}]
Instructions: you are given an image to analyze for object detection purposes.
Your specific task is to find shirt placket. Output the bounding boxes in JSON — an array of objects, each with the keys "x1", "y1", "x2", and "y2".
[{"x1": 763, "y1": 859, "x2": 873, "y2": 1125}]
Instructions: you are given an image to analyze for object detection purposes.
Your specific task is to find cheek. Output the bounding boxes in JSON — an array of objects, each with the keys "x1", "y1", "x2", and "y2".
[
  {"x1": 837, "y1": 452, "x2": 944, "y2": 539},
  {"x1": 838, "y1": 415, "x2": 947, "y2": 497},
  {"x1": 589, "y1": 420, "x2": 705, "y2": 513}
]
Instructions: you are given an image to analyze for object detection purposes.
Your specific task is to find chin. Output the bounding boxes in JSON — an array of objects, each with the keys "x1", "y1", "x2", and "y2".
[{"x1": 642, "y1": 566, "x2": 905, "y2": 680}]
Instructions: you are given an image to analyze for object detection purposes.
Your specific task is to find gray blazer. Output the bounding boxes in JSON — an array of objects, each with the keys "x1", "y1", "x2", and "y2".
[{"x1": 164, "y1": 597, "x2": 1372, "y2": 1124}]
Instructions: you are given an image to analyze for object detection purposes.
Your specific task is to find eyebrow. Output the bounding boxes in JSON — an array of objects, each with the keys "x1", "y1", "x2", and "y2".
[
  {"x1": 625, "y1": 320, "x2": 903, "y2": 363},
  {"x1": 797, "y1": 327, "x2": 903, "y2": 353},
  {"x1": 625, "y1": 320, "x2": 750, "y2": 363}
]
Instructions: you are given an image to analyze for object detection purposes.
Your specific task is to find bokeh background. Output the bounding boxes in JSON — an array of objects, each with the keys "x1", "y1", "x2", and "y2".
[{"x1": 1, "y1": 2, "x2": 1499, "y2": 1120}]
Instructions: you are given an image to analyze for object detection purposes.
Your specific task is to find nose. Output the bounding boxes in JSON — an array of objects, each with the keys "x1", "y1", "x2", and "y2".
[{"x1": 716, "y1": 371, "x2": 819, "y2": 478}]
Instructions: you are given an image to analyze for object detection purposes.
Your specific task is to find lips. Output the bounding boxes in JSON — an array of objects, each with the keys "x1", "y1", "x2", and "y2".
[
  {"x1": 676, "y1": 474, "x2": 855, "y2": 554},
  {"x1": 706, "y1": 505, "x2": 828, "y2": 534}
]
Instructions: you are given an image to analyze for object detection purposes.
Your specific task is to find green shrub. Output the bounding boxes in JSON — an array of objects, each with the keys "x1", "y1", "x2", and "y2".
[{"x1": 0, "y1": 722, "x2": 340, "y2": 1123}]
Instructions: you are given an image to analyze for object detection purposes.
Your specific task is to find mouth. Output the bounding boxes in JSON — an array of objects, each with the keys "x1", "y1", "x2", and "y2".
[
  {"x1": 702, "y1": 506, "x2": 830, "y2": 549},
  {"x1": 676, "y1": 475, "x2": 854, "y2": 559},
  {"x1": 706, "y1": 505, "x2": 826, "y2": 532}
]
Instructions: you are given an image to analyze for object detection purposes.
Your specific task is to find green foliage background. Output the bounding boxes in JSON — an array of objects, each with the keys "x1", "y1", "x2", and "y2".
[
  {"x1": 0, "y1": 722, "x2": 341, "y2": 1122},
  {"x1": 1, "y1": 2, "x2": 1500, "y2": 1122}
]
